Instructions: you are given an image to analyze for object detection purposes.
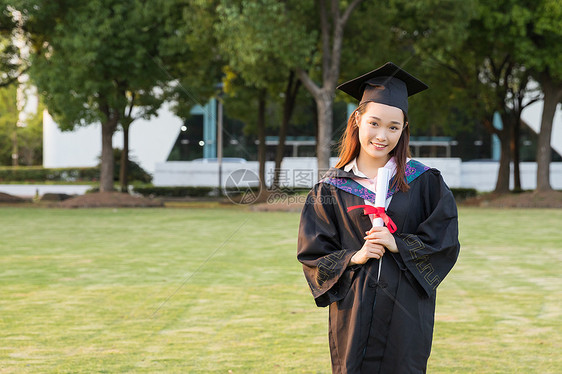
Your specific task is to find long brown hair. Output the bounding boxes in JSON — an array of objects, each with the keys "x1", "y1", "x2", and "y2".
[{"x1": 335, "y1": 102, "x2": 411, "y2": 192}]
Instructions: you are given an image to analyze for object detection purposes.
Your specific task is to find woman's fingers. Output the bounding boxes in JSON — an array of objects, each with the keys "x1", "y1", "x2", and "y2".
[
  {"x1": 365, "y1": 243, "x2": 385, "y2": 259},
  {"x1": 364, "y1": 231, "x2": 390, "y2": 240},
  {"x1": 366, "y1": 226, "x2": 389, "y2": 235},
  {"x1": 365, "y1": 237, "x2": 388, "y2": 248},
  {"x1": 365, "y1": 231, "x2": 399, "y2": 254}
]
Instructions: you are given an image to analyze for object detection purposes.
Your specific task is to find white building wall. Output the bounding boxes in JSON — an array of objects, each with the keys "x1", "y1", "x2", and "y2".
[
  {"x1": 461, "y1": 161, "x2": 562, "y2": 191},
  {"x1": 152, "y1": 157, "x2": 562, "y2": 192},
  {"x1": 154, "y1": 158, "x2": 465, "y2": 188},
  {"x1": 43, "y1": 110, "x2": 103, "y2": 168}
]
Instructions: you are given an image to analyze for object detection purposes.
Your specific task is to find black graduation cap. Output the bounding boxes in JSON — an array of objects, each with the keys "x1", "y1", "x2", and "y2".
[{"x1": 336, "y1": 62, "x2": 428, "y2": 114}]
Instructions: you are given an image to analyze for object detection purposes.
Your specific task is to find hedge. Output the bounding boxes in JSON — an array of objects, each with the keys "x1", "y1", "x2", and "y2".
[
  {"x1": 0, "y1": 163, "x2": 151, "y2": 184},
  {"x1": 450, "y1": 188, "x2": 478, "y2": 201},
  {"x1": 0, "y1": 166, "x2": 99, "y2": 182},
  {"x1": 133, "y1": 186, "x2": 215, "y2": 197},
  {"x1": 0, "y1": 167, "x2": 479, "y2": 202}
]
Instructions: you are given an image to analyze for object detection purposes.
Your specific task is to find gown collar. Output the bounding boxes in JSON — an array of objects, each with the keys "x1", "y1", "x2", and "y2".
[{"x1": 320, "y1": 159, "x2": 431, "y2": 201}]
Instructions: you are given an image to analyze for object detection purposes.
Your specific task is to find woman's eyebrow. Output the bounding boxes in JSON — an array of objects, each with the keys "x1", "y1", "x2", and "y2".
[{"x1": 367, "y1": 116, "x2": 403, "y2": 125}]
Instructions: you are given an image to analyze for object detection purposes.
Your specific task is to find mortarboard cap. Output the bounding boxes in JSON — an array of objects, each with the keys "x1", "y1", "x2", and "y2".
[{"x1": 336, "y1": 62, "x2": 428, "y2": 114}]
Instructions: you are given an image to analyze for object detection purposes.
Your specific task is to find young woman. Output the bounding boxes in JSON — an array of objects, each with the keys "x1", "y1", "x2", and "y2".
[{"x1": 297, "y1": 62, "x2": 460, "y2": 373}]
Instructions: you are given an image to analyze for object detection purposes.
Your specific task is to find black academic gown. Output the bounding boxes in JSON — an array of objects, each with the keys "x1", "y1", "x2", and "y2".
[{"x1": 297, "y1": 164, "x2": 460, "y2": 374}]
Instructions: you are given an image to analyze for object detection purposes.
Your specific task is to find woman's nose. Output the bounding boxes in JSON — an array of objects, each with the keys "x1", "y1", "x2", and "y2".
[{"x1": 375, "y1": 131, "x2": 386, "y2": 141}]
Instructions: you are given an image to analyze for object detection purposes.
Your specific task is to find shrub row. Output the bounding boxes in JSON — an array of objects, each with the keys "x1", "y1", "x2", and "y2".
[
  {"x1": 134, "y1": 186, "x2": 477, "y2": 200},
  {"x1": 132, "y1": 185, "x2": 314, "y2": 198},
  {"x1": 0, "y1": 166, "x2": 99, "y2": 182},
  {"x1": 0, "y1": 167, "x2": 479, "y2": 202},
  {"x1": 0, "y1": 162, "x2": 151, "y2": 183},
  {"x1": 450, "y1": 188, "x2": 477, "y2": 201},
  {"x1": 133, "y1": 186, "x2": 215, "y2": 197}
]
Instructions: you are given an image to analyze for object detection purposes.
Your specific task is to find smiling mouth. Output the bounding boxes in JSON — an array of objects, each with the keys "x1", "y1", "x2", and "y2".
[{"x1": 371, "y1": 142, "x2": 387, "y2": 150}]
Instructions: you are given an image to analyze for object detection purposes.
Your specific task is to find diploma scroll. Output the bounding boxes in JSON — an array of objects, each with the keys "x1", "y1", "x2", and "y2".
[
  {"x1": 373, "y1": 167, "x2": 391, "y2": 281},
  {"x1": 373, "y1": 167, "x2": 391, "y2": 226}
]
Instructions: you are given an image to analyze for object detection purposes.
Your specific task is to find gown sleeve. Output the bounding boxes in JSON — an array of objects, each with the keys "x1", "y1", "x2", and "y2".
[
  {"x1": 393, "y1": 169, "x2": 460, "y2": 297},
  {"x1": 297, "y1": 183, "x2": 358, "y2": 307}
]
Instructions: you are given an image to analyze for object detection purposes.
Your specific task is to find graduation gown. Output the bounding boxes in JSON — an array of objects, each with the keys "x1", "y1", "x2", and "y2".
[{"x1": 297, "y1": 160, "x2": 460, "y2": 374}]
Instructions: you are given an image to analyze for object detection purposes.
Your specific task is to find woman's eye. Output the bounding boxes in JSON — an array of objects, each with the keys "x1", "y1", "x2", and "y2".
[{"x1": 369, "y1": 122, "x2": 379, "y2": 127}]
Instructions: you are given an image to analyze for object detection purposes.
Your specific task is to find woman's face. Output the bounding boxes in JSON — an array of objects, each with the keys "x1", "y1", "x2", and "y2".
[{"x1": 356, "y1": 102, "x2": 405, "y2": 164}]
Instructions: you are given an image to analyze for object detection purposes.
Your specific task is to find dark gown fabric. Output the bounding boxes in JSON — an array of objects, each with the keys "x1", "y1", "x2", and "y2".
[{"x1": 297, "y1": 163, "x2": 460, "y2": 374}]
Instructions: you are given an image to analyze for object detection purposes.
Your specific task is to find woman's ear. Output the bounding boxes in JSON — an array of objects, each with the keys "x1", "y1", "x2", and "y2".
[
  {"x1": 404, "y1": 121, "x2": 409, "y2": 128},
  {"x1": 354, "y1": 112, "x2": 360, "y2": 127}
]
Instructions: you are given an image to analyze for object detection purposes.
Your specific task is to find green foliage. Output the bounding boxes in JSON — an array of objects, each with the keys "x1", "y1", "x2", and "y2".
[
  {"x1": 3, "y1": 0, "x2": 560, "y2": 174},
  {"x1": 0, "y1": 157, "x2": 150, "y2": 184},
  {"x1": 337, "y1": 1, "x2": 402, "y2": 82},
  {"x1": 160, "y1": 0, "x2": 224, "y2": 120},
  {"x1": 216, "y1": 0, "x2": 315, "y2": 90},
  {"x1": 214, "y1": 0, "x2": 317, "y2": 137},
  {"x1": 0, "y1": 83, "x2": 43, "y2": 165},
  {"x1": 24, "y1": 0, "x2": 171, "y2": 130},
  {"x1": 513, "y1": 0, "x2": 562, "y2": 80},
  {"x1": 0, "y1": 166, "x2": 99, "y2": 182},
  {"x1": 388, "y1": 0, "x2": 482, "y2": 135},
  {"x1": 8, "y1": 0, "x2": 214, "y2": 190},
  {"x1": 16, "y1": 92, "x2": 44, "y2": 165},
  {"x1": 0, "y1": 84, "x2": 18, "y2": 164}
]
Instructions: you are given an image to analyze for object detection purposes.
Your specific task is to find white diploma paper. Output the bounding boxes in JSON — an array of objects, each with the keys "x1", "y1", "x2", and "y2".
[
  {"x1": 373, "y1": 167, "x2": 391, "y2": 227},
  {"x1": 373, "y1": 167, "x2": 391, "y2": 281}
]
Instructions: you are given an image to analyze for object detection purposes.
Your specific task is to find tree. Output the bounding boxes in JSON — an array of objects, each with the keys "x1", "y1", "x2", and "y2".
[
  {"x1": 515, "y1": 0, "x2": 562, "y2": 191},
  {"x1": 535, "y1": 76, "x2": 562, "y2": 191},
  {"x1": 504, "y1": 71, "x2": 540, "y2": 191},
  {"x1": 396, "y1": 0, "x2": 544, "y2": 193},
  {"x1": 215, "y1": 0, "x2": 313, "y2": 189},
  {"x1": 14, "y1": 0, "x2": 181, "y2": 192},
  {"x1": 296, "y1": 0, "x2": 364, "y2": 171},
  {"x1": 117, "y1": 91, "x2": 163, "y2": 192},
  {"x1": 161, "y1": 0, "x2": 224, "y2": 124}
]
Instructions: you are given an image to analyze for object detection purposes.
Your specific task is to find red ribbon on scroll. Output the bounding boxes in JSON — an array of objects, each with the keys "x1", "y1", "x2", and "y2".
[{"x1": 347, "y1": 204, "x2": 398, "y2": 233}]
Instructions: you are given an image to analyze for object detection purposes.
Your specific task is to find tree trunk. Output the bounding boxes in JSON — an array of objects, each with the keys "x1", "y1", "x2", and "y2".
[
  {"x1": 316, "y1": 90, "x2": 333, "y2": 172},
  {"x1": 502, "y1": 111, "x2": 521, "y2": 192},
  {"x1": 257, "y1": 90, "x2": 267, "y2": 191},
  {"x1": 536, "y1": 77, "x2": 562, "y2": 192},
  {"x1": 494, "y1": 126, "x2": 511, "y2": 193},
  {"x1": 100, "y1": 120, "x2": 118, "y2": 192},
  {"x1": 119, "y1": 123, "x2": 130, "y2": 193},
  {"x1": 120, "y1": 93, "x2": 135, "y2": 194},
  {"x1": 296, "y1": 0, "x2": 364, "y2": 175},
  {"x1": 511, "y1": 117, "x2": 521, "y2": 192},
  {"x1": 273, "y1": 71, "x2": 301, "y2": 189}
]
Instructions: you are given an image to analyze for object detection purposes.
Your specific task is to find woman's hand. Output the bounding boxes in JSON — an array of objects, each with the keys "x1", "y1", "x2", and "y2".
[
  {"x1": 348, "y1": 226, "x2": 398, "y2": 266},
  {"x1": 365, "y1": 226, "x2": 398, "y2": 253}
]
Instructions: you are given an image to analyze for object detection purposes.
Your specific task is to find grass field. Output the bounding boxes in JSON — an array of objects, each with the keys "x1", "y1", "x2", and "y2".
[{"x1": 0, "y1": 206, "x2": 560, "y2": 373}]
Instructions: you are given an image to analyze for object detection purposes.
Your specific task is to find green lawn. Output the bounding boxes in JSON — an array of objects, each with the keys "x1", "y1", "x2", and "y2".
[{"x1": 0, "y1": 206, "x2": 560, "y2": 373}]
